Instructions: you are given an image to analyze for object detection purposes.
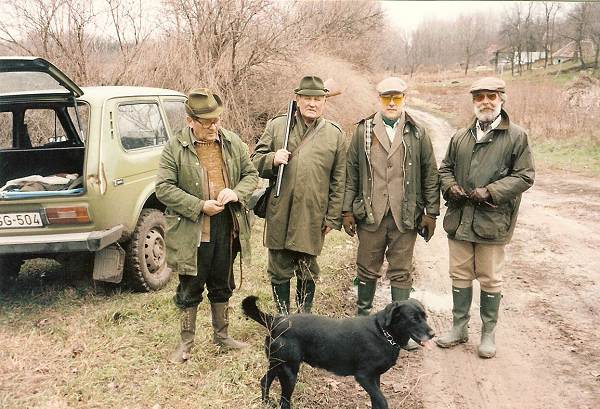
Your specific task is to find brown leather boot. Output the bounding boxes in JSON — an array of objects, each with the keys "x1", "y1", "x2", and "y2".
[
  {"x1": 211, "y1": 302, "x2": 249, "y2": 349},
  {"x1": 168, "y1": 306, "x2": 197, "y2": 364}
]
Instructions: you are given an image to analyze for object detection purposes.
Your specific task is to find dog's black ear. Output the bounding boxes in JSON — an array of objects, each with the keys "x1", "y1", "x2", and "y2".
[{"x1": 381, "y1": 302, "x2": 401, "y2": 328}]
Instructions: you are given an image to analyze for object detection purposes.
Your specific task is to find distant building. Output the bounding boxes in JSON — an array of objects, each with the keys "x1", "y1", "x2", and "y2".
[
  {"x1": 487, "y1": 45, "x2": 547, "y2": 74},
  {"x1": 553, "y1": 40, "x2": 596, "y2": 64}
]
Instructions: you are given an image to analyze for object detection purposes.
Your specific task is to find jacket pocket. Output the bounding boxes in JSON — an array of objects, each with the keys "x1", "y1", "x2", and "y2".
[
  {"x1": 164, "y1": 214, "x2": 182, "y2": 271},
  {"x1": 352, "y1": 197, "x2": 367, "y2": 221},
  {"x1": 472, "y1": 205, "x2": 511, "y2": 240},
  {"x1": 443, "y1": 203, "x2": 461, "y2": 235}
]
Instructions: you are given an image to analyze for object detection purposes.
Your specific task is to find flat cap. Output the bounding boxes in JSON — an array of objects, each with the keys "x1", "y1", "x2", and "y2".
[
  {"x1": 376, "y1": 77, "x2": 407, "y2": 95},
  {"x1": 470, "y1": 77, "x2": 506, "y2": 93}
]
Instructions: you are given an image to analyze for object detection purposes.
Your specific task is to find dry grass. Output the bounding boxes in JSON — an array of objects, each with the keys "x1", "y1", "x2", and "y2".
[
  {"x1": 410, "y1": 68, "x2": 600, "y2": 175},
  {"x1": 0, "y1": 222, "x2": 425, "y2": 409}
]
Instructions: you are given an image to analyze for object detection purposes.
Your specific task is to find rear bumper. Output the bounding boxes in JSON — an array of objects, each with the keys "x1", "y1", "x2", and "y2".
[{"x1": 0, "y1": 225, "x2": 123, "y2": 254}]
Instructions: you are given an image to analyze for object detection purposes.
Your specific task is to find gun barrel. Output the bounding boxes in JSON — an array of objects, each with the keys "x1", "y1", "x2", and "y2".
[{"x1": 275, "y1": 100, "x2": 297, "y2": 197}]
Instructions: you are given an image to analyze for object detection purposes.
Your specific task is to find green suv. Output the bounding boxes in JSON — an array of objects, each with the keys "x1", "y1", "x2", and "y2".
[{"x1": 0, "y1": 57, "x2": 187, "y2": 291}]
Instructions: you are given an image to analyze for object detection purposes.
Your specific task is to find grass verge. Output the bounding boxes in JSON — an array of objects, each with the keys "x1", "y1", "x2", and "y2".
[{"x1": 0, "y1": 221, "x2": 423, "y2": 409}]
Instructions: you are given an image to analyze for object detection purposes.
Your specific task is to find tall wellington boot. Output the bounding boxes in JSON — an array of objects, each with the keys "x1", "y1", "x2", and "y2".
[
  {"x1": 356, "y1": 278, "x2": 377, "y2": 316},
  {"x1": 296, "y1": 278, "x2": 316, "y2": 313},
  {"x1": 272, "y1": 281, "x2": 291, "y2": 314},
  {"x1": 436, "y1": 286, "x2": 473, "y2": 348},
  {"x1": 478, "y1": 291, "x2": 502, "y2": 358}
]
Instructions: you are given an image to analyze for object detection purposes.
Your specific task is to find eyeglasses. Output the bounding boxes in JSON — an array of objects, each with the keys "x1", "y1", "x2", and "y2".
[
  {"x1": 380, "y1": 94, "x2": 405, "y2": 105},
  {"x1": 473, "y1": 92, "x2": 499, "y2": 103},
  {"x1": 194, "y1": 118, "x2": 220, "y2": 129}
]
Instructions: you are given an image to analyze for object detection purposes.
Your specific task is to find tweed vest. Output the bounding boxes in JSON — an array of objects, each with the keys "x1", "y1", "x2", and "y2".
[{"x1": 368, "y1": 112, "x2": 406, "y2": 231}]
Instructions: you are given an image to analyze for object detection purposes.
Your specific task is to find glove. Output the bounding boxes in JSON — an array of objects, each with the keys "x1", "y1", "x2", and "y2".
[
  {"x1": 469, "y1": 187, "x2": 491, "y2": 204},
  {"x1": 342, "y1": 212, "x2": 356, "y2": 237},
  {"x1": 419, "y1": 214, "x2": 436, "y2": 242},
  {"x1": 447, "y1": 184, "x2": 468, "y2": 202}
]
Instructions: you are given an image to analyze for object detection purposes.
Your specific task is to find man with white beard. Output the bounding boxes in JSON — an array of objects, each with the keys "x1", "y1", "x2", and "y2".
[{"x1": 436, "y1": 77, "x2": 535, "y2": 358}]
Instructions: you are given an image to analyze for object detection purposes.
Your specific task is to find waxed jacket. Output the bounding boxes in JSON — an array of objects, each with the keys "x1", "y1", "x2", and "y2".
[
  {"x1": 439, "y1": 110, "x2": 535, "y2": 244},
  {"x1": 343, "y1": 110, "x2": 440, "y2": 230},
  {"x1": 156, "y1": 127, "x2": 258, "y2": 275},
  {"x1": 251, "y1": 114, "x2": 346, "y2": 256}
]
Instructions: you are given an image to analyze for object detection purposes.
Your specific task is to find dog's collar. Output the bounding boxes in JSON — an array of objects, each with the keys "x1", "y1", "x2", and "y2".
[{"x1": 381, "y1": 327, "x2": 401, "y2": 350}]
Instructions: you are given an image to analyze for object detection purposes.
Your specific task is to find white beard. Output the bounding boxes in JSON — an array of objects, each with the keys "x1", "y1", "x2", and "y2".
[{"x1": 474, "y1": 103, "x2": 501, "y2": 123}]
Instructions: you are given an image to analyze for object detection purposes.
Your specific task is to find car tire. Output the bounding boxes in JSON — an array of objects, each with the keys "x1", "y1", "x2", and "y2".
[
  {"x1": 124, "y1": 209, "x2": 172, "y2": 292},
  {"x1": 0, "y1": 256, "x2": 23, "y2": 291}
]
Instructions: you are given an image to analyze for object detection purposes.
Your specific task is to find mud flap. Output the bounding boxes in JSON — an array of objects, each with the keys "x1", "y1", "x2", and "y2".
[{"x1": 93, "y1": 243, "x2": 125, "y2": 283}]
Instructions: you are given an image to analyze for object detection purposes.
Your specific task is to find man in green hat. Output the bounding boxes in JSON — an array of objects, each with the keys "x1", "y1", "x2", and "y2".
[
  {"x1": 156, "y1": 88, "x2": 258, "y2": 363},
  {"x1": 436, "y1": 77, "x2": 535, "y2": 358},
  {"x1": 251, "y1": 75, "x2": 346, "y2": 314},
  {"x1": 342, "y1": 77, "x2": 439, "y2": 351}
]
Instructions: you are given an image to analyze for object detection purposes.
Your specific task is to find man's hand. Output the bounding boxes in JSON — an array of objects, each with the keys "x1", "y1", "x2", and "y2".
[
  {"x1": 273, "y1": 149, "x2": 291, "y2": 166},
  {"x1": 342, "y1": 212, "x2": 356, "y2": 237},
  {"x1": 448, "y1": 184, "x2": 468, "y2": 202},
  {"x1": 203, "y1": 199, "x2": 224, "y2": 216},
  {"x1": 322, "y1": 225, "x2": 332, "y2": 235},
  {"x1": 469, "y1": 187, "x2": 491, "y2": 204},
  {"x1": 419, "y1": 214, "x2": 436, "y2": 242},
  {"x1": 217, "y1": 188, "x2": 238, "y2": 206}
]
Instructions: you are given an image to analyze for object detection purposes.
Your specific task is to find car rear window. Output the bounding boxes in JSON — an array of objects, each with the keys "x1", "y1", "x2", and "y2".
[
  {"x1": 117, "y1": 103, "x2": 168, "y2": 150},
  {"x1": 0, "y1": 72, "x2": 66, "y2": 95}
]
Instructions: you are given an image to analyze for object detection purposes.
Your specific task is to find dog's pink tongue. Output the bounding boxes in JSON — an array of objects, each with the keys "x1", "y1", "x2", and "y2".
[{"x1": 421, "y1": 339, "x2": 435, "y2": 350}]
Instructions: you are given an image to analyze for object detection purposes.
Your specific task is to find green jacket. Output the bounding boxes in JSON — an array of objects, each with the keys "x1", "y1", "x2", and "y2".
[
  {"x1": 439, "y1": 110, "x2": 535, "y2": 244},
  {"x1": 343, "y1": 111, "x2": 440, "y2": 229},
  {"x1": 251, "y1": 114, "x2": 346, "y2": 256},
  {"x1": 155, "y1": 127, "x2": 258, "y2": 275}
]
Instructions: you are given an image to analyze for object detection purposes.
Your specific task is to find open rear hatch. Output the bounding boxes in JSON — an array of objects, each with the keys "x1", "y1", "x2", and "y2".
[{"x1": 0, "y1": 57, "x2": 87, "y2": 202}]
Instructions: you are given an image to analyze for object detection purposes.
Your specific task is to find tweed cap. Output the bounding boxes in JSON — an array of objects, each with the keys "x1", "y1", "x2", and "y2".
[
  {"x1": 376, "y1": 77, "x2": 408, "y2": 95},
  {"x1": 184, "y1": 88, "x2": 223, "y2": 119},
  {"x1": 294, "y1": 76, "x2": 328, "y2": 96},
  {"x1": 470, "y1": 77, "x2": 506, "y2": 93}
]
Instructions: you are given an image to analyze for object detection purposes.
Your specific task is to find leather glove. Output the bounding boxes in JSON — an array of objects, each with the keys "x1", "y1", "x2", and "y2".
[
  {"x1": 342, "y1": 212, "x2": 356, "y2": 237},
  {"x1": 419, "y1": 214, "x2": 436, "y2": 242},
  {"x1": 469, "y1": 187, "x2": 492, "y2": 204},
  {"x1": 447, "y1": 184, "x2": 468, "y2": 202}
]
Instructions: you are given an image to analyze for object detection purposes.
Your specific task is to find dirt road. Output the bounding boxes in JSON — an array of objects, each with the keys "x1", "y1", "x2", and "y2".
[{"x1": 404, "y1": 109, "x2": 600, "y2": 409}]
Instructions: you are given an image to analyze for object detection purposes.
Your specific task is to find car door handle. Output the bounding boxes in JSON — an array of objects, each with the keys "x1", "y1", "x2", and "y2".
[{"x1": 113, "y1": 178, "x2": 124, "y2": 187}]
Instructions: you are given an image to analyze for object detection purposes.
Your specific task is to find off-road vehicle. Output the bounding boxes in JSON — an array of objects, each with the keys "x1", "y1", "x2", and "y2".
[{"x1": 0, "y1": 57, "x2": 188, "y2": 291}]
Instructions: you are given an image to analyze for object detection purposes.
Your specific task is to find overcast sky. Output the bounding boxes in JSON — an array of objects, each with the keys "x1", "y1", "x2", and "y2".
[{"x1": 380, "y1": 1, "x2": 524, "y2": 31}]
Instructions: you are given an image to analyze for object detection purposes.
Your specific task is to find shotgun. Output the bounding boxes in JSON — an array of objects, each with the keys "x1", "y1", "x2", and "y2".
[{"x1": 274, "y1": 100, "x2": 297, "y2": 198}]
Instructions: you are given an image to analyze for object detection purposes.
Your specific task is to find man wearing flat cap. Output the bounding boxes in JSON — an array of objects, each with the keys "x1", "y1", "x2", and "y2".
[
  {"x1": 156, "y1": 88, "x2": 258, "y2": 363},
  {"x1": 251, "y1": 75, "x2": 346, "y2": 314},
  {"x1": 436, "y1": 77, "x2": 534, "y2": 358},
  {"x1": 343, "y1": 77, "x2": 439, "y2": 349}
]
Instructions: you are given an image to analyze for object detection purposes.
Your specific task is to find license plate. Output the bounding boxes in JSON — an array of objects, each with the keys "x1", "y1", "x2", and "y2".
[{"x1": 0, "y1": 212, "x2": 44, "y2": 228}]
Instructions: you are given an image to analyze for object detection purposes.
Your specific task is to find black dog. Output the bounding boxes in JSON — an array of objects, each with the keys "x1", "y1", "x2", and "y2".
[{"x1": 242, "y1": 296, "x2": 435, "y2": 409}]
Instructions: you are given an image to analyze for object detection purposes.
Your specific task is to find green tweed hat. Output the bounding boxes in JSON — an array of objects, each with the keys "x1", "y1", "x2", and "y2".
[
  {"x1": 185, "y1": 88, "x2": 223, "y2": 119},
  {"x1": 294, "y1": 76, "x2": 328, "y2": 96}
]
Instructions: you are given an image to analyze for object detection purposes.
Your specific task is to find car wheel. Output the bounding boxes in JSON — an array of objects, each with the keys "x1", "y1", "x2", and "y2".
[
  {"x1": 124, "y1": 209, "x2": 172, "y2": 292},
  {"x1": 0, "y1": 256, "x2": 23, "y2": 291}
]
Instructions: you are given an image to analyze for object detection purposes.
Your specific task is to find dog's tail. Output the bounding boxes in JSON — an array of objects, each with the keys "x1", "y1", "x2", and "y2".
[{"x1": 242, "y1": 296, "x2": 274, "y2": 328}]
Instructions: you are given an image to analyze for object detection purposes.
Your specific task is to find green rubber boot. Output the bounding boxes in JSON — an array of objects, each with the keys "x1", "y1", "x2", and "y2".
[
  {"x1": 356, "y1": 278, "x2": 377, "y2": 316},
  {"x1": 436, "y1": 286, "x2": 473, "y2": 348},
  {"x1": 478, "y1": 291, "x2": 502, "y2": 358},
  {"x1": 296, "y1": 278, "x2": 316, "y2": 313},
  {"x1": 391, "y1": 287, "x2": 419, "y2": 350},
  {"x1": 272, "y1": 281, "x2": 291, "y2": 315},
  {"x1": 391, "y1": 287, "x2": 411, "y2": 301}
]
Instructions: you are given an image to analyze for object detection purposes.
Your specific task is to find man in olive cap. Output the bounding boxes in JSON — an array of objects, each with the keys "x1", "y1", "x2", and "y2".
[
  {"x1": 252, "y1": 75, "x2": 346, "y2": 314},
  {"x1": 436, "y1": 77, "x2": 535, "y2": 358},
  {"x1": 156, "y1": 88, "x2": 258, "y2": 363},
  {"x1": 343, "y1": 77, "x2": 439, "y2": 351}
]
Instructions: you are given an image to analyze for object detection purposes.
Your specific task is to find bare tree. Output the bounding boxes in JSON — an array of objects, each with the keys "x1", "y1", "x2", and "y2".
[
  {"x1": 541, "y1": 2, "x2": 561, "y2": 67},
  {"x1": 564, "y1": 2, "x2": 591, "y2": 68}
]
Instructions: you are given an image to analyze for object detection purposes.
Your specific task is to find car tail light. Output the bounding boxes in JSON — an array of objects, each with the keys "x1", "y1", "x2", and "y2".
[{"x1": 45, "y1": 206, "x2": 91, "y2": 224}]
